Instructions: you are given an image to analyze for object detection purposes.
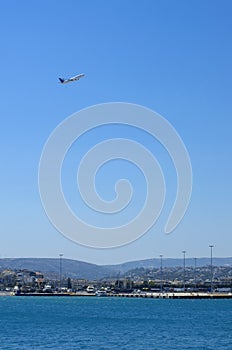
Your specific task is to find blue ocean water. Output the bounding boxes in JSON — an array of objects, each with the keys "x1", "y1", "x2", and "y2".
[{"x1": 0, "y1": 297, "x2": 231, "y2": 350}]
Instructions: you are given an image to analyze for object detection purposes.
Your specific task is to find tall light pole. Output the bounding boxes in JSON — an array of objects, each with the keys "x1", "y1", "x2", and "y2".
[
  {"x1": 209, "y1": 245, "x2": 214, "y2": 293},
  {"x1": 182, "y1": 251, "x2": 186, "y2": 291},
  {"x1": 160, "y1": 255, "x2": 163, "y2": 293},
  {"x1": 59, "y1": 254, "x2": 63, "y2": 291},
  {"x1": 194, "y1": 257, "x2": 197, "y2": 291}
]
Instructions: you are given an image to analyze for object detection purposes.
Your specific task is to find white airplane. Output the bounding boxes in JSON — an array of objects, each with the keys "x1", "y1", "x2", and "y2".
[{"x1": 58, "y1": 73, "x2": 85, "y2": 84}]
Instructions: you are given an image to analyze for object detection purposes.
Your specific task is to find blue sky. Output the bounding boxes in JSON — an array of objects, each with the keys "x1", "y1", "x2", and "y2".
[{"x1": 0, "y1": 0, "x2": 232, "y2": 264}]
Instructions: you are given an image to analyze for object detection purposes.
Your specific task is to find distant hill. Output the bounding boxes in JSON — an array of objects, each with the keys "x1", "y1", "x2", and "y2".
[
  {"x1": 0, "y1": 258, "x2": 114, "y2": 280},
  {"x1": 110, "y1": 257, "x2": 232, "y2": 273},
  {"x1": 0, "y1": 257, "x2": 231, "y2": 280}
]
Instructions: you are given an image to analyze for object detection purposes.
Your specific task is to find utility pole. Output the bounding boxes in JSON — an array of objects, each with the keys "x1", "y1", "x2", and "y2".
[
  {"x1": 160, "y1": 255, "x2": 163, "y2": 293},
  {"x1": 182, "y1": 251, "x2": 186, "y2": 291},
  {"x1": 59, "y1": 254, "x2": 63, "y2": 291},
  {"x1": 209, "y1": 245, "x2": 214, "y2": 293}
]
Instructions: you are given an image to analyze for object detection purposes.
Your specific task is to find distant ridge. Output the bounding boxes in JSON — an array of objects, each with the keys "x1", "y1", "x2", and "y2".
[
  {"x1": 0, "y1": 258, "x2": 113, "y2": 280},
  {"x1": 108, "y1": 257, "x2": 232, "y2": 273},
  {"x1": 0, "y1": 257, "x2": 231, "y2": 280}
]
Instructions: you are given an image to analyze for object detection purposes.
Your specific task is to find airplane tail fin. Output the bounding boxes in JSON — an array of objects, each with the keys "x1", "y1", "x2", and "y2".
[{"x1": 59, "y1": 78, "x2": 65, "y2": 83}]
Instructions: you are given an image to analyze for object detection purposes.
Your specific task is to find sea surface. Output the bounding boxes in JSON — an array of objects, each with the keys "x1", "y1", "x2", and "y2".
[{"x1": 0, "y1": 296, "x2": 231, "y2": 349}]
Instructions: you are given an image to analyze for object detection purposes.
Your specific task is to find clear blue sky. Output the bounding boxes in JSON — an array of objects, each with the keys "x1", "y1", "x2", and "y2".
[{"x1": 0, "y1": 0, "x2": 231, "y2": 264}]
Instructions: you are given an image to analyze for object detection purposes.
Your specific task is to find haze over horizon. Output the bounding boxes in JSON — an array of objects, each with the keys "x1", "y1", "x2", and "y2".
[{"x1": 1, "y1": 1, "x2": 232, "y2": 264}]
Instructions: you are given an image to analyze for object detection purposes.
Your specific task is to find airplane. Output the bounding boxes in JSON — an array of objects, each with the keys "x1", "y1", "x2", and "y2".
[{"x1": 58, "y1": 73, "x2": 85, "y2": 84}]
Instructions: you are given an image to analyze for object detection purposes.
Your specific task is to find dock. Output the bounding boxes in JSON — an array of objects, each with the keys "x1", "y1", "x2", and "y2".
[{"x1": 11, "y1": 291, "x2": 232, "y2": 299}]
